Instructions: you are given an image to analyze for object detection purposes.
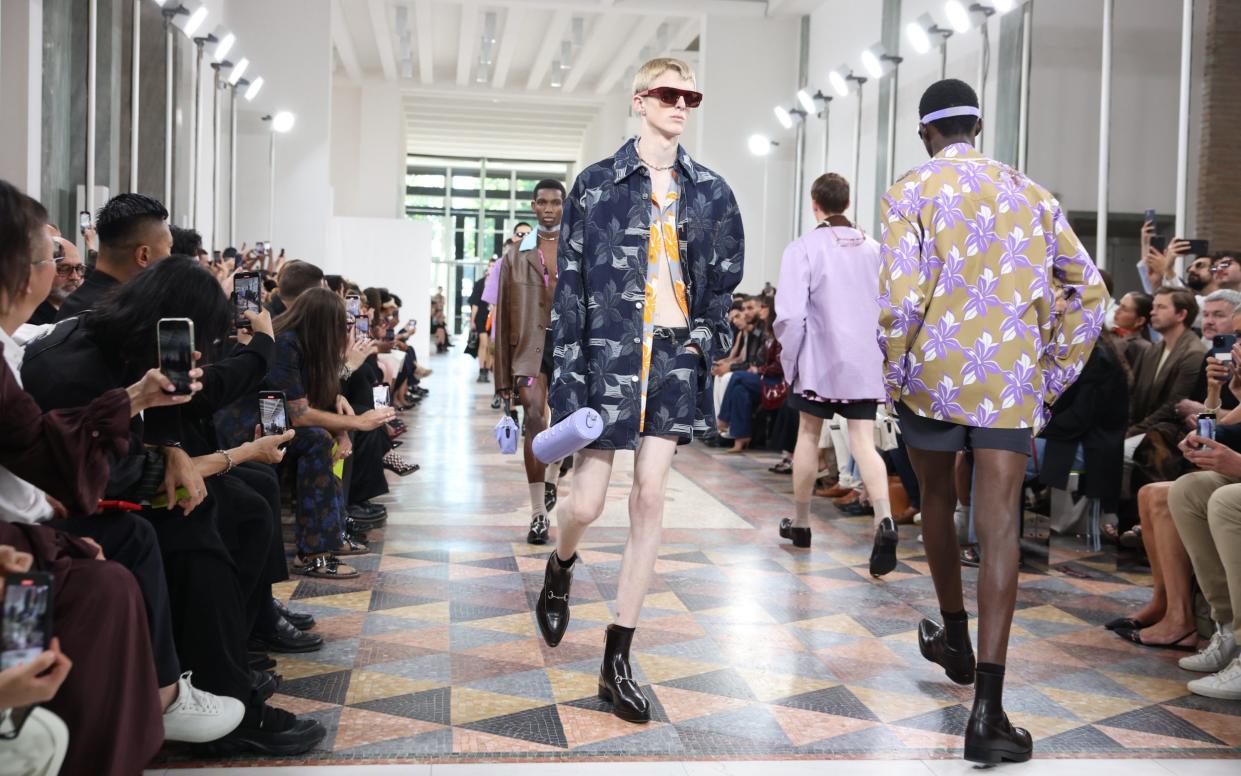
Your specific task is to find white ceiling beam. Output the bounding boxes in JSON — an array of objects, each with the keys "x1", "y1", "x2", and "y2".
[
  {"x1": 362, "y1": 78, "x2": 608, "y2": 104},
  {"x1": 456, "y1": 1, "x2": 480, "y2": 86},
  {"x1": 594, "y1": 15, "x2": 664, "y2": 95},
  {"x1": 368, "y1": 0, "x2": 398, "y2": 81},
  {"x1": 562, "y1": 14, "x2": 629, "y2": 93},
  {"x1": 414, "y1": 0, "x2": 434, "y2": 85},
  {"x1": 407, "y1": 111, "x2": 595, "y2": 126},
  {"x1": 525, "y1": 9, "x2": 572, "y2": 91},
  {"x1": 331, "y1": 0, "x2": 364, "y2": 82},
  {"x1": 490, "y1": 9, "x2": 525, "y2": 89},
  {"x1": 425, "y1": 0, "x2": 766, "y2": 17}
]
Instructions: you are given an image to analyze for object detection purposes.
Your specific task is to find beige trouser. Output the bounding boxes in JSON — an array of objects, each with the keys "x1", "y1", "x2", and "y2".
[
  {"x1": 1168, "y1": 471, "x2": 1241, "y2": 641},
  {"x1": 0, "y1": 708, "x2": 69, "y2": 776}
]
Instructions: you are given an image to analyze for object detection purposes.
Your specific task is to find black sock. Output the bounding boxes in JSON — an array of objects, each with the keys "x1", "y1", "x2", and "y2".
[
  {"x1": 941, "y1": 609, "x2": 970, "y2": 646},
  {"x1": 554, "y1": 551, "x2": 575, "y2": 567},
  {"x1": 977, "y1": 662, "x2": 1005, "y2": 677},
  {"x1": 609, "y1": 624, "x2": 635, "y2": 634}
]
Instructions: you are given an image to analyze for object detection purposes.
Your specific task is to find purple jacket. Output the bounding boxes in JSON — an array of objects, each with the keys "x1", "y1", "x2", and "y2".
[{"x1": 773, "y1": 225, "x2": 884, "y2": 401}]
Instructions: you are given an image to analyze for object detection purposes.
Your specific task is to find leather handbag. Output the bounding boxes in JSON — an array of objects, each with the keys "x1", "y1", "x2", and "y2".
[
  {"x1": 495, "y1": 400, "x2": 519, "y2": 454},
  {"x1": 760, "y1": 378, "x2": 788, "y2": 412}
]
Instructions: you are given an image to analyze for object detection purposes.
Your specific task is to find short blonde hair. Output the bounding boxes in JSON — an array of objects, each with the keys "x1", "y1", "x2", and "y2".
[{"x1": 632, "y1": 57, "x2": 696, "y2": 94}]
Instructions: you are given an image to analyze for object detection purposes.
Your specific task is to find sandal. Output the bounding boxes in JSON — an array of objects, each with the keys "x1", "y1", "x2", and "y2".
[
  {"x1": 769, "y1": 458, "x2": 793, "y2": 474},
  {"x1": 383, "y1": 451, "x2": 420, "y2": 476},
  {"x1": 1115, "y1": 627, "x2": 1198, "y2": 651},
  {"x1": 336, "y1": 536, "x2": 370, "y2": 556},
  {"x1": 294, "y1": 554, "x2": 359, "y2": 579},
  {"x1": 960, "y1": 545, "x2": 981, "y2": 567}
]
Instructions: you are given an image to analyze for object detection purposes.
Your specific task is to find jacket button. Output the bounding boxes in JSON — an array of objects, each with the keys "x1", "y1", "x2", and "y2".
[
  {"x1": 634, "y1": 301, "x2": 642, "y2": 309},
  {"x1": 631, "y1": 375, "x2": 639, "y2": 382},
  {"x1": 633, "y1": 338, "x2": 640, "y2": 344}
]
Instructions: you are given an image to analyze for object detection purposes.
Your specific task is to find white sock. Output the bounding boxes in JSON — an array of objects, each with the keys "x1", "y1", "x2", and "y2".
[
  {"x1": 529, "y1": 482, "x2": 547, "y2": 518},
  {"x1": 793, "y1": 501, "x2": 811, "y2": 529},
  {"x1": 544, "y1": 460, "x2": 561, "y2": 486}
]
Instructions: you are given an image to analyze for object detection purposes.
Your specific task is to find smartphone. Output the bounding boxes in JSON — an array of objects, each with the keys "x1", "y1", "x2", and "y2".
[
  {"x1": 157, "y1": 318, "x2": 195, "y2": 395},
  {"x1": 231, "y1": 271, "x2": 262, "y2": 327},
  {"x1": 384, "y1": 328, "x2": 396, "y2": 342},
  {"x1": 1, "y1": 572, "x2": 54, "y2": 671},
  {"x1": 259, "y1": 390, "x2": 289, "y2": 436},
  {"x1": 1143, "y1": 208, "x2": 1157, "y2": 232},
  {"x1": 1151, "y1": 235, "x2": 1167, "y2": 253},
  {"x1": 255, "y1": 241, "x2": 265, "y2": 253},
  {"x1": 79, "y1": 210, "x2": 91, "y2": 232},
  {"x1": 355, "y1": 316, "x2": 370, "y2": 339},
  {"x1": 1186, "y1": 239, "x2": 1210, "y2": 257},
  {"x1": 345, "y1": 295, "x2": 361, "y2": 317},
  {"x1": 372, "y1": 385, "x2": 391, "y2": 408},
  {"x1": 1214, "y1": 333, "x2": 1236, "y2": 360}
]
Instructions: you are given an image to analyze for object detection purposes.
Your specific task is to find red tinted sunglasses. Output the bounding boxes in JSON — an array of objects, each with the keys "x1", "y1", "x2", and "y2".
[{"x1": 637, "y1": 87, "x2": 703, "y2": 109}]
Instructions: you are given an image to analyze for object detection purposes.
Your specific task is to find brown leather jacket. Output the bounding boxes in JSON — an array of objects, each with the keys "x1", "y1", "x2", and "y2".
[{"x1": 494, "y1": 235, "x2": 556, "y2": 391}]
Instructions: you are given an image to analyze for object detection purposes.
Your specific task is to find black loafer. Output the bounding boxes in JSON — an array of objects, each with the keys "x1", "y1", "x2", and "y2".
[
  {"x1": 347, "y1": 501, "x2": 387, "y2": 523},
  {"x1": 778, "y1": 517, "x2": 811, "y2": 548},
  {"x1": 918, "y1": 618, "x2": 976, "y2": 685},
  {"x1": 249, "y1": 615, "x2": 324, "y2": 654},
  {"x1": 252, "y1": 669, "x2": 280, "y2": 702},
  {"x1": 248, "y1": 652, "x2": 276, "y2": 672},
  {"x1": 195, "y1": 706, "x2": 326, "y2": 757},
  {"x1": 272, "y1": 598, "x2": 315, "y2": 631},
  {"x1": 868, "y1": 517, "x2": 898, "y2": 577}
]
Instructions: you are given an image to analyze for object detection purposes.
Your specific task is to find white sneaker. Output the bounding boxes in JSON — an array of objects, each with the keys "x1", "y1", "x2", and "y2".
[
  {"x1": 1179, "y1": 627, "x2": 1238, "y2": 673},
  {"x1": 162, "y1": 671, "x2": 246, "y2": 743},
  {"x1": 1187, "y1": 656, "x2": 1241, "y2": 701}
]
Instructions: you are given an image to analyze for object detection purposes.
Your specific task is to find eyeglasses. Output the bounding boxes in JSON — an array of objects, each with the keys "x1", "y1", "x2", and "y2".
[
  {"x1": 56, "y1": 264, "x2": 86, "y2": 277},
  {"x1": 636, "y1": 87, "x2": 703, "y2": 109},
  {"x1": 1214, "y1": 259, "x2": 1234, "y2": 271}
]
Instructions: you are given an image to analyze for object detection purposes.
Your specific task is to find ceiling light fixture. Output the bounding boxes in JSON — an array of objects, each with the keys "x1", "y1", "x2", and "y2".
[
  {"x1": 213, "y1": 31, "x2": 235, "y2": 62},
  {"x1": 228, "y1": 57, "x2": 249, "y2": 85},
  {"x1": 748, "y1": 134, "x2": 775, "y2": 156},
  {"x1": 182, "y1": 5, "x2": 208, "y2": 37},
  {"x1": 244, "y1": 76, "x2": 264, "y2": 101},
  {"x1": 945, "y1": 1, "x2": 972, "y2": 33},
  {"x1": 828, "y1": 67, "x2": 850, "y2": 97}
]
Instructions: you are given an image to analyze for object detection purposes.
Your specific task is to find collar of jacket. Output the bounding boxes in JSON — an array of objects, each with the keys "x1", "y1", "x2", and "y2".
[{"x1": 611, "y1": 137, "x2": 711, "y2": 185}]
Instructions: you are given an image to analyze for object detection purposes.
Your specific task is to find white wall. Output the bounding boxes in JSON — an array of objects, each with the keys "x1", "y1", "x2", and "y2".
[
  {"x1": 698, "y1": 14, "x2": 801, "y2": 293},
  {"x1": 0, "y1": 0, "x2": 43, "y2": 198},
  {"x1": 328, "y1": 217, "x2": 432, "y2": 360},
  {"x1": 331, "y1": 82, "x2": 406, "y2": 219}
]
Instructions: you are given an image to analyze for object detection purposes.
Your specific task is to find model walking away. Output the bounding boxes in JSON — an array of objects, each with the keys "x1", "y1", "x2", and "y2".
[
  {"x1": 878, "y1": 79, "x2": 1107, "y2": 764},
  {"x1": 773, "y1": 173, "x2": 895, "y2": 572},
  {"x1": 537, "y1": 57, "x2": 743, "y2": 723},
  {"x1": 495, "y1": 183, "x2": 567, "y2": 544}
]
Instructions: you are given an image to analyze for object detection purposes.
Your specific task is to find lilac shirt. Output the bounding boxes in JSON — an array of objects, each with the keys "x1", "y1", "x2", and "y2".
[{"x1": 774, "y1": 225, "x2": 884, "y2": 401}]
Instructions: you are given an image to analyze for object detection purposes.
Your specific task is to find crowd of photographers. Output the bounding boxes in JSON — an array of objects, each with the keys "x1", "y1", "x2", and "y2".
[{"x1": 0, "y1": 181, "x2": 427, "y2": 773}]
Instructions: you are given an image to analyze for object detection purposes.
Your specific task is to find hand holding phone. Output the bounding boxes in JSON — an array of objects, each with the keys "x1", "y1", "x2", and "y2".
[
  {"x1": 231, "y1": 272, "x2": 263, "y2": 328},
  {"x1": 1, "y1": 573, "x2": 55, "y2": 671},
  {"x1": 373, "y1": 385, "x2": 391, "y2": 408},
  {"x1": 259, "y1": 391, "x2": 290, "y2": 436},
  {"x1": 79, "y1": 211, "x2": 91, "y2": 234},
  {"x1": 157, "y1": 319, "x2": 195, "y2": 395}
]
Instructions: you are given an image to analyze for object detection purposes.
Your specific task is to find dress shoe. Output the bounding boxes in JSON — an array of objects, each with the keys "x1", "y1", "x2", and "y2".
[
  {"x1": 778, "y1": 517, "x2": 811, "y2": 548},
  {"x1": 893, "y1": 505, "x2": 919, "y2": 525},
  {"x1": 545, "y1": 483, "x2": 558, "y2": 513},
  {"x1": 832, "y1": 490, "x2": 861, "y2": 506},
  {"x1": 840, "y1": 501, "x2": 874, "y2": 516},
  {"x1": 598, "y1": 624, "x2": 651, "y2": 723},
  {"x1": 248, "y1": 652, "x2": 276, "y2": 672},
  {"x1": 819, "y1": 484, "x2": 854, "y2": 499},
  {"x1": 536, "y1": 552, "x2": 575, "y2": 647},
  {"x1": 272, "y1": 598, "x2": 315, "y2": 631},
  {"x1": 249, "y1": 615, "x2": 324, "y2": 654},
  {"x1": 195, "y1": 705, "x2": 327, "y2": 757},
  {"x1": 527, "y1": 514, "x2": 550, "y2": 545},
  {"x1": 491, "y1": 396, "x2": 502, "y2": 410},
  {"x1": 868, "y1": 517, "x2": 898, "y2": 577},
  {"x1": 344, "y1": 517, "x2": 372, "y2": 545},
  {"x1": 963, "y1": 667, "x2": 1032, "y2": 764},
  {"x1": 252, "y1": 669, "x2": 279, "y2": 703},
  {"x1": 918, "y1": 618, "x2": 976, "y2": 685},
  {"x1": 347, "y1": 501, "x2": 387, "y2": 525}
]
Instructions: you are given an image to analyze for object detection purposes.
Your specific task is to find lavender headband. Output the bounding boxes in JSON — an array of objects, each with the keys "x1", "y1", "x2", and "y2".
[{"x1": 919, "y1": 105, "x2": 981, "y2": 124}]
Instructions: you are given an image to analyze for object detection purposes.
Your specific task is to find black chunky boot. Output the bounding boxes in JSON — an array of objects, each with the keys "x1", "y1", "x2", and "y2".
[
  {"x1": 598, "y1": 624, "x2": 651, "y2": 723},
  {"x1": 535, "y1": 552, "x2": 575, "y2": 647},
  {"x1": 918, "y1": 612, "x2": 976, "y2": 685},
  {"x1": 964, "y1": 663, "x2": 1032, "y2": 764},
  {"x1": 778, "y1": 517, "x2": 811, "y2": 548}
]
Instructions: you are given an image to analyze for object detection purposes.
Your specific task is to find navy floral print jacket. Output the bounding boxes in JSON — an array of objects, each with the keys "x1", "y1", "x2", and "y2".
[{"x1": 549, "y1": 138, "x2": 745, "y2": 450}]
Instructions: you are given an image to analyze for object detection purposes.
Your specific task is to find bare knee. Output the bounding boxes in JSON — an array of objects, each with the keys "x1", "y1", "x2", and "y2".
[{"x1": 629, "y1": 484, "x2": 664, "y2": 528}]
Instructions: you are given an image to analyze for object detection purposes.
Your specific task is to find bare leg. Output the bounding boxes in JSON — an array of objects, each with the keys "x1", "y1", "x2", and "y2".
[
  {"x1": 614, "y1": 436, "x2": 678, "y2": 627},
  {"x1": 1140, "y1": 485, "x2": 1198, "y2": 645},
  {"x1": 793, "y1": 414, "x2": 825, "y2": 504},
  {"x1": 908, "y1": 446, "x2": 964, "y2": 612},
  {"x1": 847, "y1": 418, "x2": 892, "y2": 528},
  {"x1": 956, "y1": 452, "x2": 973, "y2": 507},
  {"x1": 1133, "y1": 483, "x2": 1170, "y2": 626},
  {"x1": 555, "y1": 449, "x2": 615, "y2": 562},
  {"x1": 479, "y1": 332, "x2": 492, "y2": 370},
  {"x1": 970, "y1": 447, "x2": 1027, "y2": 666},
  {"x1": 518, "y1": 376, "x2": 550, "y2": 485}
]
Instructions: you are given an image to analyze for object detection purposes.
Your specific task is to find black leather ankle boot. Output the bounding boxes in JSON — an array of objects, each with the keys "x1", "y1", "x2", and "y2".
[
  {"x1": 778, "y1": 518, "x2": 811, "y2": 548},
  {"x1": 918, "y1": 617, "x2": 976, "y2": 685},
  {"x1": 964, "y1": 664, "x2": 1032, "y2": 764},
  {"x1": 598, "y1": 624, "x2": 651, "y2": 723},
  {"x1": 535, "y1": 552, "x2": 575, "y2": 647}
]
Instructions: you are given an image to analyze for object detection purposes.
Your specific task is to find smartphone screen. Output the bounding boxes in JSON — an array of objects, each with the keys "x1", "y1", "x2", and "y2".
[
  {"x1": 373, "y1": 385, "x2": 390, "y2": 408},
  {"x1": 1, "y1": 573, "x2": 54, "y2": 671},
  {"x1": 1151, "y1": 235, "x2": 1167, "y2": 253},
  {"x1": 1143, "y1": 208, "x2": 1157, "y2": 231},
  {"x1": 79, "y1": 211, "x2": 91, "y2": 232},
  {"x1": 355, "y1": 316, "x2": 370, "y2": 339},
  {"x1": 157, "y1": 318, "x2": 195, "y2": 395},
  {"x1": 232, "y1": 271, "x2": 262, "y2": 326},
  {"x1": 259, "y1": 391, "x2": 289, "y2": 436},
  {"x1": 346, "y1": 295, "x2": 361, "y2": 317}
]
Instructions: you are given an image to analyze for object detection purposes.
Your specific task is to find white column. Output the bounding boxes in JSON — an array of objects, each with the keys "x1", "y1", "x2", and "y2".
[
  {"x1": 0, "y1": 0, "x2": 44, "y2": 197},
  {"x1": 1095, "y1": 0, "x2": 1113, "y2": 270},
  {"x1": 1174, "y1": 0, "x2": 1193, "y2": 237}
]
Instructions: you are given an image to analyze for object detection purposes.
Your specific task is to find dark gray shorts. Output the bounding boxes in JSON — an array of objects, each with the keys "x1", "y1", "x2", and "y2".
[{"x1": 896, "y1": 403, "x2": 1032, "y2": 456}]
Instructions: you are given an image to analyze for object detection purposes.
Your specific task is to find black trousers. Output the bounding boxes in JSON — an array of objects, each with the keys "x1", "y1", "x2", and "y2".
[
  {"x1": 229, "y1": 462, "x2": 288, "y2": 585},
  {"x1": 347, "y1": 428, "x2": 390, "y2": 506},
  {"x1": 210, "y1": 467, "x2": 281, "y2": 636},
  {"x1": 57, "y1": 511, "x2": 182, "y2": 687}
]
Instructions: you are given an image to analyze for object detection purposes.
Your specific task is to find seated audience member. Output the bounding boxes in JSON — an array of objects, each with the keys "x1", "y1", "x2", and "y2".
[
  {"x1": 56, "y1": 193, "x2": 173, "y2": 320},
  {"x1": 1112, "y1": 291, "x2": 1153, "y2": 370},
  {"x1": 717, "y1": 313, "x2": 779, "y2": 452},
  {"x1": 1167, "y1": 427, "x2": 1241, "y2": 699},
  {"x1": 22, "y1": 257, "x2": 325, "y2": 756},
  {"x1": 1197, "y1": 290, "x2": 1241, "y2": 348},
  {"x1": 1127, "y1": 288, "x2": 1206, "y2": 442},
  {"x1": 265, "y1": 260, "x2": 324, "y2": 318},
  {"x1": 27, "y1": 236, "x2": 84, "y2": 326},
  {"x1": 0, "y1": 179, "x2": 236, "y2": 773},
  {"x1": 230, "y1": 288, "x2": 394, "y2": 578},
  {"x1": 1212, "y1": 251, "x2": 1241, "y2": 294},
  {"x1": 1184, "y1": 254, "x2": 1218, "y2": 297}
]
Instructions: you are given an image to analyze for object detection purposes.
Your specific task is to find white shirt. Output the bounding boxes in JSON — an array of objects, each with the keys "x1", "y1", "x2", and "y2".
[{"x1": 0, "y1": 327, "x2": 53, "y2": 524}]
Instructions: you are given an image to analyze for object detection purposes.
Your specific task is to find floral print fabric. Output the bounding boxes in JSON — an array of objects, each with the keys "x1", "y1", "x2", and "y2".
[
  {"x1": 639, "y1": 175, "x2": 691, "y2": 429},
  {"x1": 550, "y1": 138, "x2": 744, "y2": 450},
  {"x1": 877, "y1": 142, "x2": 1108, "y2": 431}
]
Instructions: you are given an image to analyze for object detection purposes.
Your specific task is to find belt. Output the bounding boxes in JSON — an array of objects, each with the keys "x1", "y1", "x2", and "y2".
[{"x1": 652, "y1": 326, "x2": 690, "y2": 340}]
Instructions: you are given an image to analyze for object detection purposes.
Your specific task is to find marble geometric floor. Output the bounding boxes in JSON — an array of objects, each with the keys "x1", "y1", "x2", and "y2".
[{"x1": 160, "y1": 351, "x2": 1241, "y2": 770}]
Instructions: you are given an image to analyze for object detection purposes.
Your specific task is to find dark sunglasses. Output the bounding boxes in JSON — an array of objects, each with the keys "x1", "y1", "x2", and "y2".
[
  {"x1": 56, "y1": 264, "x2": 86, "y2": 277},
  {"x1": 637, "y1": 87, "x2": 703, "y2": 109}
]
